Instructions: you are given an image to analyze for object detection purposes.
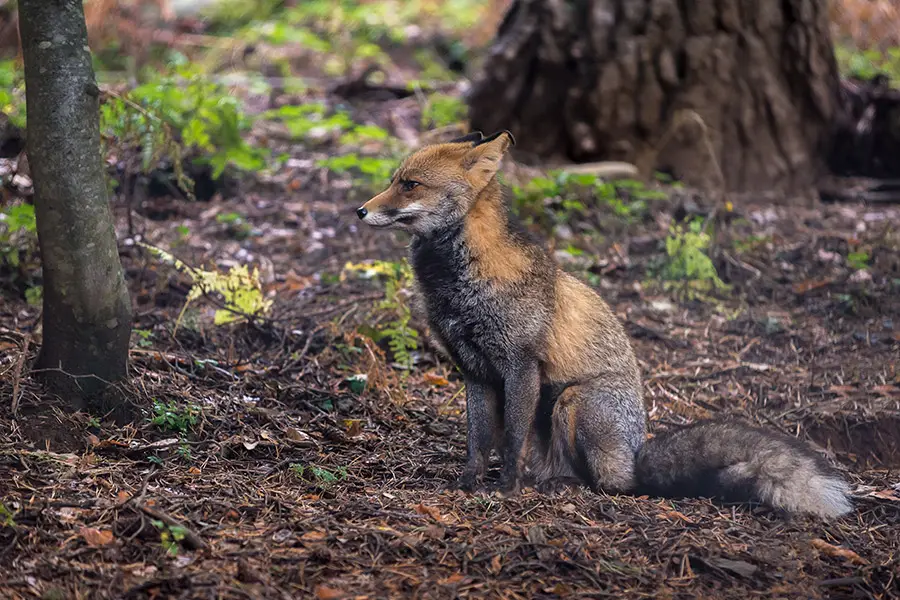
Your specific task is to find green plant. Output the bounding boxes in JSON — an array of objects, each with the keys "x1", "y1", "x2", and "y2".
[
  {"x1": 24, "y1": 285, "x2": 42, "y2": 306},
  {"x1": 0, "y1": 59, "x2": 25, "y2": 128},
  {"x1": 140, "y1": 243, "x2": 274, "y2": 333},
  {"x1": 511, "y1": 172, "x2": 664, "y2": 228},
  {"x1": 133, "y1": 329, "x2": 154, "y2": 348},
  {"x1": 343, "y1": 260, "x2": 419, "y2": 369},
  {"x1": 290, "y1": 463, "x2": 348, "y2": 488},
  {"x1": 0, "y1": 502, "x2": 15, "y2": 527},
  {"x1": 835, "y1": 45, "x2": 900, "y2": 85},
  {"x1": 216, "y1": 211, "x2": 253, "y2": 240},
  {"x1": 318, "y1": 152, "x2": 400, "y2": 190},
  {"x1": 101, "y1": 61, "x2": 268, "y2": 184},
  {"x1": 151, "y1": 520, "x2": 188, "y2": 556},
  {"x1": 659, "y1": 218, "x2": 729, "y2": 300},
  {"x1": 149, "y1": 399, "x2": 200, "y2": 433},
  {"x1": 421, "y1": 93, "x2": 467, "y2": 128},
  {"x1": 177, "y1": 443, "x2": 193, "y2": 462},
  {"x1": 0, "y1": 203, "x2": 37, "y2": 268},
  {"x1": 847, "y1": 250, "x2": 870, "y2": 271},
  {"x1": 262, "y1": 103, "x2": 355, "y2": 141}
]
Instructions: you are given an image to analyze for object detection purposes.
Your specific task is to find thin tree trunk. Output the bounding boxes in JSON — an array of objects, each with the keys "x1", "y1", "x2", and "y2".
[
  {"x1": 468, "y1": 0, "x2": 841, "y2": 195},
  {"x1": 20, "y1": 0, "x2": 133, "y2": 413}
]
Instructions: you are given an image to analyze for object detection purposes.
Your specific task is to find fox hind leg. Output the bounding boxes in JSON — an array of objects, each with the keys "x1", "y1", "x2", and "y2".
[{"x1": 537, "y1": 380, "x2": 646, "y2": 494}]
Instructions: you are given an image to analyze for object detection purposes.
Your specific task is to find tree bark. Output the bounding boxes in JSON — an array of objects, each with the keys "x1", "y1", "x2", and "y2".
[
  {"x1": 468, "y1": 0, "x2": 841, "y2": 194},
  {"x1": 20, "y1": 0, "x2": 133, "y2": 413}
]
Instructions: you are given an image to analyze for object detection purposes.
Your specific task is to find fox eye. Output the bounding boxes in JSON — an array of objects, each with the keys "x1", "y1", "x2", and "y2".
[{"x1": 400, "y1": 180, "x2": 420, "y2": 192}]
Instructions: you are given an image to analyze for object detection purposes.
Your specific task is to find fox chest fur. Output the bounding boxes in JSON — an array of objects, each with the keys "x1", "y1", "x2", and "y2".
[{"x1": 409, "y1": 225, "x2": 553, "y2": 385}]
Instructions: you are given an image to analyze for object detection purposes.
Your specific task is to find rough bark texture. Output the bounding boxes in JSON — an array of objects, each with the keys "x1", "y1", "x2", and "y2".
[
  {"x1": 20, "y1": 0, "x2": 133, "y2": 412},
  {"x1": 468, "y1": 0, "x2": 842, "y2": 194}
]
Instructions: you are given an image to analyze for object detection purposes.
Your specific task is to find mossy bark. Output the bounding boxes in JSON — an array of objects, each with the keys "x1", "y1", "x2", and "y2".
[
  {"x1": 20, "y1": 0, "x2": 133, "y2": 414},
  {"x1": 468, "y1": 0, "x2": 841, "y2": 194}
]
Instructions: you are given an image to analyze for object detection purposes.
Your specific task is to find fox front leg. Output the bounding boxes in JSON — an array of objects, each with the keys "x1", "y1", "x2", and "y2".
[
  {"x1": 454, "y1": 379, "x2": 501, "y2": 492},
  {"x1": 498, "y1": 360, "x2": 541, "y2": 495}
]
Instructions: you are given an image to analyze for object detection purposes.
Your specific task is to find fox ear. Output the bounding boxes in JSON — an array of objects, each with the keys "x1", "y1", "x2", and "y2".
[{"x1": 463, "y1": 130, "x2": 514, "y2": 191}]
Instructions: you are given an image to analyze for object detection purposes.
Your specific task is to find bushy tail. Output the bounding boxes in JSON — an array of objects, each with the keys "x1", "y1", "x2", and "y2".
[{"x1": 634, "y1": 420, "x2": 852, "y2": 518}]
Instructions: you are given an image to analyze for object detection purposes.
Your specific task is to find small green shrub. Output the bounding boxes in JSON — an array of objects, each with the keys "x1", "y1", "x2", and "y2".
[
  {"x1": 0, "y1": 59, "x2": 25, "y2": 128},
  {"x1": 151, "y1": 520, "x2": 188, "y2": 556},
  {"x1": 318, "y1": 153, "x2": 400, "y2": 190},
  {"x1": 290, "y1": 463, "x2": 348, "y2": 488},
  {"x1": 847, "y1": 250, "x2": 870, "y2": 271},
  {"x1": 835, "y1": 45, "x2": 900, "y2": 85},
  {"x1": 101, "y1": 61, "x2": 268, "y2": 183},
  {"x1": 659, "y1": 218, "x2": 728, "y2": 300},
  {"x1": 149, "y1": 399, "x2": 200, "y2": 433},
  {"x1": 421, "y1": 93, "x2": 467, "y2": 128},
  {"x1": 343, "y1": 260, "x2": 419, "y2": 369},
  {"x1": 0, "y1": 203, "x2": 36, "y2": 269}
]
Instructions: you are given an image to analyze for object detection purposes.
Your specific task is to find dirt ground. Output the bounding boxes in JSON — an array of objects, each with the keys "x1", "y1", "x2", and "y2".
[{"x1": 1, "y1": 7, "x2": 900, "y2": 598}]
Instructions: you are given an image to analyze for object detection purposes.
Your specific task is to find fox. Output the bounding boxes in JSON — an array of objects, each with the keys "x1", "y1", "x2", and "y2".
[{"x1": 356, "y1": 130, "x2": 853, "y2": 519}]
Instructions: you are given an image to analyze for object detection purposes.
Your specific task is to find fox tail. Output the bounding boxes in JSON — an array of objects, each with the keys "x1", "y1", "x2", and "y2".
[{"x1": 634, "y1": 420, "x2": 852, "y2": 518}]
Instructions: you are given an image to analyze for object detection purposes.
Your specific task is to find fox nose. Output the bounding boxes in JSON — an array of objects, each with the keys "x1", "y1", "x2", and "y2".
[{"x1": 356, "y1": 207, "x2": 368, "y2": 219}]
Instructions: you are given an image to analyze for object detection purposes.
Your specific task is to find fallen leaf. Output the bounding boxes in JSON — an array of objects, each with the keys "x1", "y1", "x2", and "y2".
[
  {"x1": 187, "y1": 466, "x2": 201, "y2": 475},
  {"x1": 658, "y1": 510, "x2": 694, "y2": 524},
  {"x1": 414, "y1": 503, "x2": 444, "y2": 522},
  {"x1": 489, "y1": 554, "x2": 503, "y2": 575},
  {"x1": 811, "y1": 539, "x2": 868, "y2": 565},
  {"x1": 868, "y1": 489, "x2": 900, "y2": 501},
  {"x1": 242, "y1": 440, "x2": 259, "y2": 450},
  {"x1": 343, "y1": 419, "x2": 362, "y2": 437},
  {"x1": 80, "y1": 527, "x2": 115, "y2": 547},
  {"x1": 792, "y1": 279, "x2": 832, "y2": 295},
  {"x1": 827, "y1": 385, "x2": 857, "y2": 395},
  {"x1": 116, "y1": 491, "x2": 131, "y2": 503},
  {"x1": 301, "y1": 530, "x2": 328, "y2": 541},
  {"x1": 438, "y1": 573, "x2": 465, "y2": 585},
  {"x1": 314, "y1": 585, "x2": 344, "y2": 600},
  {"x1": 86, "y1": 434, "x2": 101, "y2": 447},
  {"x1": 284, "y1": 427, "x2": 312, "y2": 443},
  {"x1": 424, "y1": 372, "x2": 449, "y2": 386}
]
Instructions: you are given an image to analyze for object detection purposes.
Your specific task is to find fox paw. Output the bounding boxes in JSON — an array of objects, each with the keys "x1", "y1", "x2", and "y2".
[
  {"x1": 452, "y1": 472, "x2": 480, "y2": 493},
  {"x1": 497, "y1": 474, "x2": 521, "y2": 498}
]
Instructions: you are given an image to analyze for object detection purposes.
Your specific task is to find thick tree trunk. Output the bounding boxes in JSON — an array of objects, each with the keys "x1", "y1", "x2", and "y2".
[
  {"x1": 20, "y1": 0, "x2": 133, "y2": 413},
  {"x1": 468, "y1": 0, "x2": 841, "y2": 194}
]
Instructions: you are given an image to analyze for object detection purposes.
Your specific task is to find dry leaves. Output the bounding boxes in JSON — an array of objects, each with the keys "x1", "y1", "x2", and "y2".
[
  {"x1": 79, "y1": 527, "x2": 115, "y2": 547},
  {"x1": 810, "y1": 539, "x2": 868, "y2": 565}
]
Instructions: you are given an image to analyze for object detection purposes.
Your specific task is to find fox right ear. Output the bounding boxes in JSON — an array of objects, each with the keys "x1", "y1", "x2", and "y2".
[{"x1": 463, "y1": 130, "x2": 514, "y2": 192}]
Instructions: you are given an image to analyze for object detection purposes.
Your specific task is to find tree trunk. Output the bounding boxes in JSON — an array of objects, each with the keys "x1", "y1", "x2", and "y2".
[
  {"x1": 20, "y1": 0, "x2": 133, "y2": 414},
  {"x1": 468, "y1": 0, "x2": 841, "y2": 194}
]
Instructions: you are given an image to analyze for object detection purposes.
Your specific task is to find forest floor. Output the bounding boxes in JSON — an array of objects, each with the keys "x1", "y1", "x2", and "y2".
[{"x1": 1, "y1": 2, "x2": 900, "y2": 599}]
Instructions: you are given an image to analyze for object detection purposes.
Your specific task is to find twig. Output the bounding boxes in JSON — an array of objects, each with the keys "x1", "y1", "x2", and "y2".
[{"x1": 10, "y1": 334, "x2": 29, "y2": 416}]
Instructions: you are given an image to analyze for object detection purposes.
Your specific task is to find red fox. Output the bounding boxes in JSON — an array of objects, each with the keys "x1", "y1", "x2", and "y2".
[{"x1": 356, "y1": 131, "x2": 852, "y2": 518}]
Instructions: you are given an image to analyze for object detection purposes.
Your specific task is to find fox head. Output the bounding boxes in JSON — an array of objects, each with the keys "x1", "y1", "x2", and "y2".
[{"x1": 356, "y1": 130, "x2": 515, "y2": 235}]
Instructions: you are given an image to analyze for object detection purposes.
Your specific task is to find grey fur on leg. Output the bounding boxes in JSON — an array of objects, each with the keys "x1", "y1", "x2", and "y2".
[
  {"x1": 499, "y1": 360, "x2": 542, "y2": 494},
  {"x1": 455, "y1": 379, "x2": 501, "y2": 491}
]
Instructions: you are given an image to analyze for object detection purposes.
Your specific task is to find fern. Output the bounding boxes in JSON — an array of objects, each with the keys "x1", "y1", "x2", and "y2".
[
  {"x1": 140, "y1": 243, "x2": 273, "y2": 334},
  {"x1": 343, "y1": 259, "x2": 419, "y2": 369}
]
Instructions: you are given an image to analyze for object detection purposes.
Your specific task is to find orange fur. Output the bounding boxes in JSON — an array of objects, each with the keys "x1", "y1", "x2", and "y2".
[{"x1": 463, "y1": 182, "x2": 530, "y2": 283}]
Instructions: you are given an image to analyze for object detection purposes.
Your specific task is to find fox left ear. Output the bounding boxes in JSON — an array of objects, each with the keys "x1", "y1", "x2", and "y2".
[{"x1": 463, "y1": 130, "x2": 515, "y2": 191}]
